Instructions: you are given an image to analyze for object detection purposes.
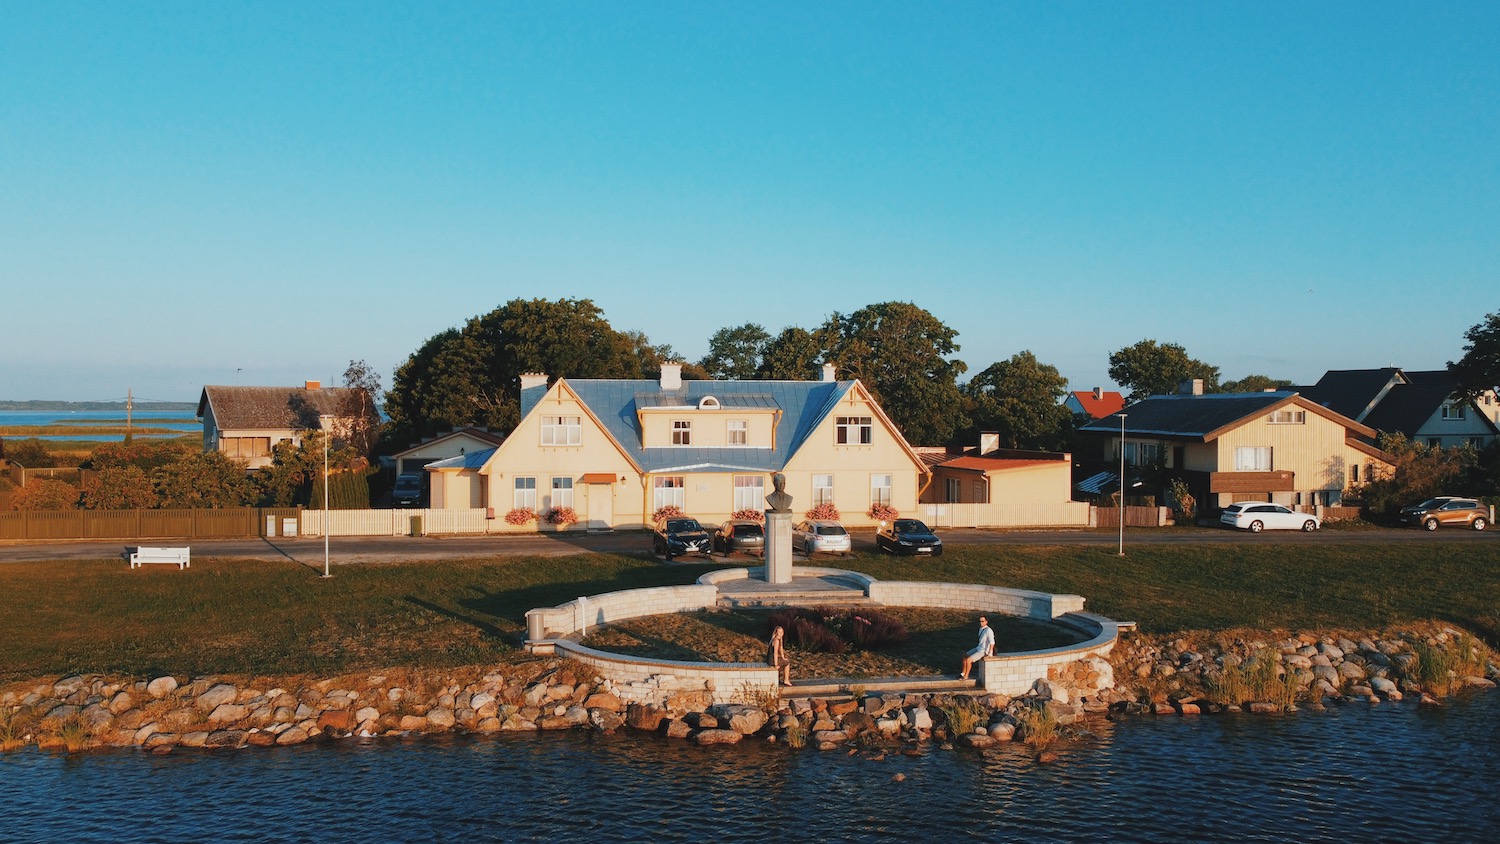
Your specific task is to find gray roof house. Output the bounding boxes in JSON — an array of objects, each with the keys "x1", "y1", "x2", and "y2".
[{"x1": 1297, "y1": 368, "x2": 1500, "y2": 450}]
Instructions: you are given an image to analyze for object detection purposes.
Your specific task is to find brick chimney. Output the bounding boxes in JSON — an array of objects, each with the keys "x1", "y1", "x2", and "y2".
[
  {"x1": 821, "y1": 362, "x2": 837, "y2": 382},
  {"x1": 305, "y1": 380, "x2": 321, "y2": 390},
  {"x1": 660, "y1": 362, "x2": 682, "y2": 391},
  {"x1": 1177, "y1": 379, "x2": 1204, "y2": 396},
  {"x1": 519, "y1": 373, "x2": 547, "y2": 395},
  {"x1": 1092, "y1": 387, "x2": 1102, "y2": 401}
]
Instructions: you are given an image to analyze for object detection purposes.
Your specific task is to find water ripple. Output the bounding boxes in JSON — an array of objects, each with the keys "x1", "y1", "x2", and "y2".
[{"x1": 3, "y1": 694, "x2": 1498, "y2": 842}]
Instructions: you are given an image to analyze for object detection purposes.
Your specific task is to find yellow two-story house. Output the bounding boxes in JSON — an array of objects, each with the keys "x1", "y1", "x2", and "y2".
[
  {"x1": 428, "y1": 363, "x2": 930, "y2": 529},
  {"x1": 1079, "y1": 389, "x2": 1393, "y2": 509}
]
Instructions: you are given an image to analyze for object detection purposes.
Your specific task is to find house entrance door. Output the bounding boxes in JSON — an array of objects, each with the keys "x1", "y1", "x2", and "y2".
[{"x1": 587, "y1": 483, "x2": 613, "y2": 530}]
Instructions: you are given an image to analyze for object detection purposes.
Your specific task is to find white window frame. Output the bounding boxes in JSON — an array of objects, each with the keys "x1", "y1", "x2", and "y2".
[
  {"x1": 870, "y1": 474, "x2": 892, "y2": 507},
  {"x1": 836, "y1": 416, "x2": 873, "y2": 445},
  {"x1": 540, "y1": 415, "x2": 582, "y2": 446},
  {"x1": 672, "y1": 420, "x2": 692, "y2": 445},
  {"x1": 514, "y1": 477, "x2": 537, "y2": 510},
  {"x1": 727, "y1": 419, "x2": 747, "y2": 446},
  {"x1": 812, "y1": 474, "x2": 834, "y2": 506},
  {"x1": 1267, "y1": 409, "x2": 1306, "y2": 424},
  {"x1": 653, "y1": 476, "x2": 685, "y2": 510},
  {"x1": 1233, "y1": 446, "x2": 1272, "y2": 472},
  {"x1": 1442, "y1": 403, "x2": 1466, "y2": 420},
  {"x1": 945, "y1": 478, "x2": 961, "y2": 503},
  {"x1": 733, "y1": 475, "x2": 765, "y2": 512},
  {"x1": 551, "y1": 477, "x2": 573, "y2": 509}
]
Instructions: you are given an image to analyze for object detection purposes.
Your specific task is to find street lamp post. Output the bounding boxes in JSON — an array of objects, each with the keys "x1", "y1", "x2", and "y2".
[
  {"x1": 1118, "y1": 412, "x2": 1127, "y2": 557},
  {"x1": 321, "y1": 417, "x2": 332, "y2": 579}
]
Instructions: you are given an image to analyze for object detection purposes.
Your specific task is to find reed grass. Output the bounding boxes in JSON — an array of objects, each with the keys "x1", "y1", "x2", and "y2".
[
  {"x1": 935, "y1": 695, "x2": 986, "y2": 737},
  {"x1": 0, "y1": 706, "x2": 30, "y2": 751},
  {"x1": 1014, "y1": 699, "x2": 1059, "y2": 746}
]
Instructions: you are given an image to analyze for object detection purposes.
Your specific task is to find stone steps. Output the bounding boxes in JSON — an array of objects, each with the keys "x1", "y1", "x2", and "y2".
[{"x1": 784, "y1": 675, "x2": 979, "y2": 697}]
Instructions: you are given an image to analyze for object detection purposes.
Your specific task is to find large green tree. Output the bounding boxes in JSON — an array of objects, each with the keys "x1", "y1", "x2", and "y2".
[
  {"x1": 1220, "y1": 374, "x2": 1294, "y2": 393},
  {"x1": 336, "y1": 359, "x2": 384, "y2": 459},
  {"x1": 1107, "y1": 339, "x2": 1220, "y2": 400},
  {"x1": 81, "y1": 465, "x2": 158, "y2": 509},
  {"x1": 963, "y1": 351, "x2": 1073, "y2": 450},
  {"x1": 700, "y1": 323, "x2": 771, "y2": 380},
  {"x1": 1449, "y1": 311, "x2": 1500, "y2": 398},
  {"x1": 821, "y1": 302, "x2": 967, "y2": 445},
  {"x1": 757, "y1": 327, "x2": 825, "y2": 380},
  {"x1": 385, "y1": 298, "x2": 668, "y2": 443},
  {"x1": 153, "y1": 451, "x2": 258, "y2": 509}
]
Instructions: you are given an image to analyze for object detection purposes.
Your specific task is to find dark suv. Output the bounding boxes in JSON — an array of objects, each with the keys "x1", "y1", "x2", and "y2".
[
  {"x1": 713, "y1": 519, "x2": 765, "y2": 555},
  {"x1": 652, "y1": 517, "x2": 713, "y2": 559},
  {"x1": 1398, "y1": 497, "x2": 1489, "y2": 531}
]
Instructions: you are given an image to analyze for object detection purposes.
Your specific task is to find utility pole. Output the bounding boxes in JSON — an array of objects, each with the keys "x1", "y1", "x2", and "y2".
[{"x1": 126, "y1": 388, "x2": 133, "y2": 442}]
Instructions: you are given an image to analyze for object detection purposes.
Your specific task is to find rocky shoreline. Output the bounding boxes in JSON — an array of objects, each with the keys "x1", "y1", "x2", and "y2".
[{"x1": 2, "y1": 624, "x2": 1494, "y2": 756}]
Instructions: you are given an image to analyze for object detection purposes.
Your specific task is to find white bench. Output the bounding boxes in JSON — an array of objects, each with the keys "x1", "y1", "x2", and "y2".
[{"x1": 128, "y1": 546, "x2": 191, "y2": 570}]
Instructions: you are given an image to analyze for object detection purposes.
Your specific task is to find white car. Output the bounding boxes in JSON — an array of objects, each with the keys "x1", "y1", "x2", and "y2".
[
  {"x1": 1219, "y1": 502, "x2": 1321, "y2": 533},
  {"x1": 792, "y1": 520, "x2": 852, "y2": 556}
]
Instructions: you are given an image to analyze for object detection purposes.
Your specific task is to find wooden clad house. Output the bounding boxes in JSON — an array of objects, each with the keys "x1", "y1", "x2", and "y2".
[{"x1": 196, "y1": 382, "x2": 368, "y2": 470}]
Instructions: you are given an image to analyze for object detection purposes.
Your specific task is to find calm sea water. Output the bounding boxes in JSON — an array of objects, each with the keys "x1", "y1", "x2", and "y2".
[
  {"x1": 0, "y1": 410, "x2": 200, "y2": 441},
  {"x1": 4, "y1": 692, "x2": 1497, "y2": 843}
]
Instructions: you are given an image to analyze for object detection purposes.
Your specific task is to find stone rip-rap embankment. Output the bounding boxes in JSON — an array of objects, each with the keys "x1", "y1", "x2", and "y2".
[{"x1": 2, "y1": 624, "x2": 1495, "y2": 755}]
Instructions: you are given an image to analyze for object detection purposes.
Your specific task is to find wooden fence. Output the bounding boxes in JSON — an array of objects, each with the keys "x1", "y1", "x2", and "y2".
[
  {"x1": 1093, "y1": 505, "x2": 1171, "y2": 528},
  {"x1": 0, "y1": 507, "x2": 301, "y2": 541},
  {"x1": 918, "y1": 501, "x2": 1093, "y2": 529}
]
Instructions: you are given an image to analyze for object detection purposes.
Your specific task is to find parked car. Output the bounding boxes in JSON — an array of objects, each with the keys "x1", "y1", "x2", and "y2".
[
  {"x1": 792, "y1": 520, "x2": 851, "y2": 556},
  {"x1": 1219, "y1": 502, "x2": 1320, "y2": 532},
  {"x1": 713, "y1": 519, "x2": 765, "y2": 555},
  {"x1": 1398, "y1": 497, "x2": 1488, "y2": 531},
  {"x1": 876, "y1": 519, "x2": 943, "y2": 556},
  {"x1": 652, "y1": 517, "x2": 713, "y2": 559},
  {"x1": 391, "y1": 472, "x2": 425, "y2": 507}
]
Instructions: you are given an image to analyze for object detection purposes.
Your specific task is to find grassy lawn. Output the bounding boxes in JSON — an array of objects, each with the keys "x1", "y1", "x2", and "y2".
[{"x1": 2, "y1": 541, "x2": 1498, "y2": 682}]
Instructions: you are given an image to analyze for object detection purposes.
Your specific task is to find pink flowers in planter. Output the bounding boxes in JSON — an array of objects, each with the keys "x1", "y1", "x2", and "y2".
[
  {"x1": 504, "y1": 507, "x2": 538, "y2": 525},
  {"x1": 805, "y1": 503, "x2": 841, "y2": 521},
  {"x1": 546, "y1": 507, "x2": 578, "y2": 526},
  {"x1": 867, "y1": 503, "x2": 900, "y2": 522},
  {"x1": 731, "y1": 509, "x2": 765, "y2": 522},
  {"x1": 651, "y1": 504, "x2": 684, "y2": 522}
]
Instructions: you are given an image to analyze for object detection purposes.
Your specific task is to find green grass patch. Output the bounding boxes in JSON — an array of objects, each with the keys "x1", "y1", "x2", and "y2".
[{"x1": 1, "y1": 540, "x2": 1498, "y2": 683}]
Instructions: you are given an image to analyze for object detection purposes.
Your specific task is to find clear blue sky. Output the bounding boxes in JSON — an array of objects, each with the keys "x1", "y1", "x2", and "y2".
[{"x1": 3, "y1": 2, "x2": 1496, "y2": 403}]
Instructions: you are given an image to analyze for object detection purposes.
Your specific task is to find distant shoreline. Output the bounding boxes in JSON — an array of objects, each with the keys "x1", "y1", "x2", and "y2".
[{"x1": 0, "y1": 401, "x2": 197, "y2": 412}]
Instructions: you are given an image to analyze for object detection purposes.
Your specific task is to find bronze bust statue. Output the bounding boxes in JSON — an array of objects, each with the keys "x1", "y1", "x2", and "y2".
[{"x1": 765, "y1": 472, "x2": 793, "y2": 513}]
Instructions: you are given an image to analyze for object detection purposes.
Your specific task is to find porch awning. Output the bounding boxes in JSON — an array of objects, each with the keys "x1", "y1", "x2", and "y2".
[{"x1": 581, "y1": 473, "x2": 618, "y2": 484}]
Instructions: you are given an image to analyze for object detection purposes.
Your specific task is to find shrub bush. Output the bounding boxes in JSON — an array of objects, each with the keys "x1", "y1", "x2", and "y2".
[
  {"x1": 505, "y1": 507, "x2": 537, "y2": 525},
  {"x1": 846, "y1": 609, "x2": 909, "y2": 648},
  {"x1": 651, "y1": 504, "x2": 684, "y2": 522},
  {"x1": 11, "y1": 478, "x2": 79, "y2": 510},
  {"x1": 867, "y1": 503, "x2": 899, "y2": 521},
  {"x1": 546, "y1": 506, "x2": 578, "y2": 525},
  {"x1": 805, "y1": 502, "x2": 841, "y2": 521},
  {"x1": 730, "y1": 509, "x2": 764, "y2": 522}
]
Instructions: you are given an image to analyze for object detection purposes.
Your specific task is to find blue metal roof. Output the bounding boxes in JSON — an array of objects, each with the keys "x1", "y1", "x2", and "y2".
[
  {"x1": 426, "y1": 447, "x2": 496, "y2": 470},
  {"x1": 523, "y1": 379, "x2": 854, "y2": 473}
]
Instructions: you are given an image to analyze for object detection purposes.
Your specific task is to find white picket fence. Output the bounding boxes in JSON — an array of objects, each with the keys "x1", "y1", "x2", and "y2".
[
  {"x1": 298, "y1": 508, "x2": 534, "y2": 537},
  {"x1": 918, "y1": 501, "x2": 1092, "y2": 529}
]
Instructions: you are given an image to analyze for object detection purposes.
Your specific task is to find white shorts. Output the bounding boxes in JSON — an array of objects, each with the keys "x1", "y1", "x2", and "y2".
[{"x1": 966, "y1": 647, "x2": 988, "y2": 661}]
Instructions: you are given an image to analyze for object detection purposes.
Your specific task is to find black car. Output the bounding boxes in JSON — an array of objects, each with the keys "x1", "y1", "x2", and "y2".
[
  {"x1": 391, "y1": 472, "x2": 425, "y2": 507},
  {"x1": 876, "y1": 518, "x2": 943, "y2": 556},
  {"x1": 713, "y1": 519, "x2": 765, "y2": 555},
  {"x1": 652, "y1": 517, "x2": 713, "y2": 559}
]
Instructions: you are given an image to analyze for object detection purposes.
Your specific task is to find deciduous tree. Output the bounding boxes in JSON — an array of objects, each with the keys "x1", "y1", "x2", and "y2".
[
  {"x1": 11, "y1": 478, "x2": 79, "y2": 510},
  {"x1": 963, "y1": 351, "x2": 1073, "y2": 450},
  {"x1": 1107, "y1": 339, "x2": 1220, "y2": 400},
  {"x1": 757, "y1": 327, "x2": 825, "y2": 380},
  {"x1": 1220, "y1": 374, "x2": 1294, "y2": 393},
  {"x1": 821, "y1": 302, "x2": 967, "y2": 446},
  {"x1": 1449, "y1": 311, "x2": 1500, "y2": 398},
  {"x1": 336, "y1": 359, "x2": 384, "y2": 459},
  {"x1": 1356, "y1": 432, "x2": 1479, "y2": 517},
  {"x1": 153, "y1": 451, "x2": 257, "y2": 509},
  {"x1": 700, "y1": 323, "x2": 771, "y2": 380},
  {"x1": 81, "y1": 465, "x2": 159, "y2": 509}
]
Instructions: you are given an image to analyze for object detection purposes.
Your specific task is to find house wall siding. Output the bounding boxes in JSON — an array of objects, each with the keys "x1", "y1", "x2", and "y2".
[
  {"x1": 1215, "y1": 414, "x2": 1355, "y2": 493},
  {"x1": 639, "y1": 410, "x2": 777, "y2": 449}
]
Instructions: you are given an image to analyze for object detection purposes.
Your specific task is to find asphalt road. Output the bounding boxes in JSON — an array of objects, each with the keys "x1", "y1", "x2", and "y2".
[{"x1": 1, "y1": 524, "x2": 1495, "y2": 566}]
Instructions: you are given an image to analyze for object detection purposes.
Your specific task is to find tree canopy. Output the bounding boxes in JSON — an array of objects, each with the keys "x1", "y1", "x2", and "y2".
[
  {"x1": 1220, "y1": 374, "x2": 1294, "y2": 393},
  {"x1": 699, "y1": 323, "x2": 771, "y2": 380},
  {"x1": 821, "y1": 302, "x2": 967, "y2": 446},
  {"x1": 1449, "y1": 311, "x2": 1500, "y2": 398},
  {"x1": 963, "y1": 351, "x2": 1073, "y2": 450},
  {"x1": 758, "y1": 327, "x2": 826, "y2": 380},
  {"x1": 384, "y1": 298, "x2": 670, "y2": 443},
  {"x1": 1107, "y1": 339, "x2": 1220, "y2": 400}
]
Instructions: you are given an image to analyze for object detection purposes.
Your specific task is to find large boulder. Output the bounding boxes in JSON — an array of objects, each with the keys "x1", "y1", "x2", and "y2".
[
  {"x1": 207, "y1": 704, "x2": 248, "y2": 724},
  {"x1": 197, "y1": 684, "x2": 238, "y2": 712},
  {"x1": 709, "y1": 704, "x2": 768, "y2": 736},
  {"x1": 626, "y1": 704, "x2": 665, "y2": 732},
  {"x1": 694, "y1": 729, "x2": 743, "y2": 746}
]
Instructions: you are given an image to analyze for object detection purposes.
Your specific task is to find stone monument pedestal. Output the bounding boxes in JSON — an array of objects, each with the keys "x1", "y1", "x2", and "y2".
[{"x1": 763, "y1": 510, "x2": 793, "y2": 584}]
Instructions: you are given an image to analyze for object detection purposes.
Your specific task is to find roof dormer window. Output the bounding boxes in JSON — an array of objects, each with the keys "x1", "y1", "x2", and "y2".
[{"x1": 698, "y1": 396, "x2": 721, "y2": 410}]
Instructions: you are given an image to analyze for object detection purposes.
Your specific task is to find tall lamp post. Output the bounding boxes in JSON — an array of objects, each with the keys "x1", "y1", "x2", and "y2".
[
  {"x1": 1117, "y1": 412, "x2": 1127, "y2": 557},
  {"x1": 320, "y1": 416, "x2": 332, "y2": 579}
]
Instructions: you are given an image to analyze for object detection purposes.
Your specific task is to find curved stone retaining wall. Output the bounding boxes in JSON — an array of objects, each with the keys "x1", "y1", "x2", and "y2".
[{"x1": 525, "y1": 568, "x2": 1122, "y2": 705}]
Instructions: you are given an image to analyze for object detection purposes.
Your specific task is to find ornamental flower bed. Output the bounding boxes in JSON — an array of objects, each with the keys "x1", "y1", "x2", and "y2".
[
  {"x1": 504, "y1": 508, "x2": 538, "y2": 525},
  {"x1": 805, "y1": 503, "x2": 841, "y2": 521},
  {"x1": 545, "y1": 507, "x2": 578, "y2": 526},
  {"x1": 867, "y1": 504, "x2": 899, "y2": 522},
  {"x1": 766, "y1": 606, "x2": 909, "y2": 654},
  {"x1": 651, "y1": 505, "x2": 684, "y2": 522},
  {"x1": 730, "y1": 509, "x2": 764, "y2": 522}
]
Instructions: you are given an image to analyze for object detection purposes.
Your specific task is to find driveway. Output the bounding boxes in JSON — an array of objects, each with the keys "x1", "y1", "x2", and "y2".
[{"x1": 1, "y1": 525, "x2": 1495, "y2": 566}]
